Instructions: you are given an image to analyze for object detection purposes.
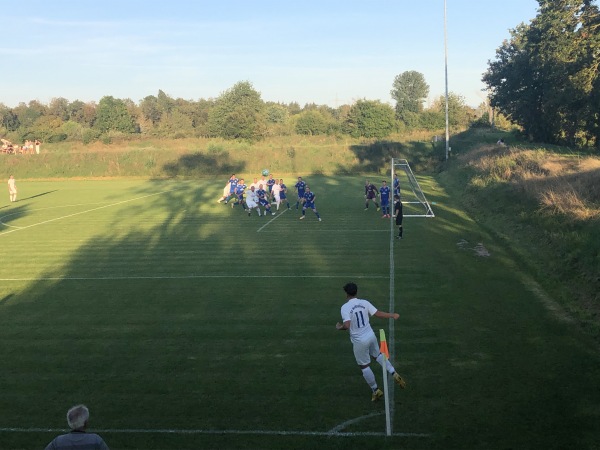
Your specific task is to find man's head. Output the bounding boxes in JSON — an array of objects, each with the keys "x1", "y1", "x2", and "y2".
[
  {"x1": 298, "y1": 176, "x2": 302, "y2": 181},
  {"x1": 394, "y1": 195, "x2": 400, "y2": 200},
  {"x1": 67, "y1": 405, "x2": 89, "y2": 431},
  {"x1": 305, "y1": 186, "x2": 311, "y2": 192},
  {"x1": 382, "y1": 180, "x2": 387, "y2": 185},
  {"x1": 343, "y1": 282, "x2": 358, "y2": 297},
  {"x1": 239, "y1": 179, "x2": 244, "y2": 184},
  {"x1": 250, "y1": 185, "x2": 255, "y2": 191}
]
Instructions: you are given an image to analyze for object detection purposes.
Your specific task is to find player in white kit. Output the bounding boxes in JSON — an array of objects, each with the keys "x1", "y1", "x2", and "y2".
[{"x1": 336, "y1": 282, "x2": 406, "y2": 401}]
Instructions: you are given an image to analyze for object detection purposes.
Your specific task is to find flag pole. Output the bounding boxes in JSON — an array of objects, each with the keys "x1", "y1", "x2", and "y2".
[{"x1": 380, "y1": 329, "x2": 392, "y2": 436}]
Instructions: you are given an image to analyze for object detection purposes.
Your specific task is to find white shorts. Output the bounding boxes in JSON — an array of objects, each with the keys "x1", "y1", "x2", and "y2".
[
  {"x1": 246, "y1": 199, "x2": 258, "y2": 209},
  {"x1": 352, "y1": 333, "x2": 379, "y2": 366}
]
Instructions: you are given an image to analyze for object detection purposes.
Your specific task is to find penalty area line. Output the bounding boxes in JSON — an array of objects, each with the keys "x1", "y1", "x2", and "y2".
[
  {"x1": 0, "y1": 427, "x2": 430, "y2": 438},
  {"x1": 0, "y1": 274, "x2": 390, "y2": 282},
  {"x1": 0, "y1": 188, "x2": 181, "y2": 238},
  {"x1": 257, "y1": 208, "x2": 288, "y2": 232}
]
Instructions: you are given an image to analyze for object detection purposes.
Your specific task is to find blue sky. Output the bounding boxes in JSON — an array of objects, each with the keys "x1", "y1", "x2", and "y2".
[{"x1": 1, "y1": 0, "x2": 539, "y2": 109}]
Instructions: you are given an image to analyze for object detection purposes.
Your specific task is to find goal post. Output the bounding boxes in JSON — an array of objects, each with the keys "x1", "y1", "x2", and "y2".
[{"x1": 391, "y1": 158, "x2": 435, "y2": 218}]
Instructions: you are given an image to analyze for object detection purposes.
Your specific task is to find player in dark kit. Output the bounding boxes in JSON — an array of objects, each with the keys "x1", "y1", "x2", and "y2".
[
  {"x1": 393, "y1": 194, "x2": 403, "y2": 239},
  {"x1": 364, "y1": 180, "x2": 380, "y2": 211}
]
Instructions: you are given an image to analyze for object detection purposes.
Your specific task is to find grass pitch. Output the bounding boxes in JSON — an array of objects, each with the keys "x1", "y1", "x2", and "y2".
[{"x1": 0, "y1": 176, "x2": 599, "y2": 450}]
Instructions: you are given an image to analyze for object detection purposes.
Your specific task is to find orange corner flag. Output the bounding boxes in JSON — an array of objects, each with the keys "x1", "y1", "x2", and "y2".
[{"x1": 379, "y1": 329, "x2": 389, "y2": 359}]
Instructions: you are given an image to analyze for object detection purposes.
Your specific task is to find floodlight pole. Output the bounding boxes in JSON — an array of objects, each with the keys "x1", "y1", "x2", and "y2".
[{"x1": 444, "y1": 0, "x2": 450, "y2": 160}]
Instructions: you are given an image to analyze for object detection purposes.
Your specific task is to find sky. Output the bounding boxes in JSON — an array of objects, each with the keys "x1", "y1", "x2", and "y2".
[{"x1": 1, "y1": 0, "x2": 540, "y2": 109}]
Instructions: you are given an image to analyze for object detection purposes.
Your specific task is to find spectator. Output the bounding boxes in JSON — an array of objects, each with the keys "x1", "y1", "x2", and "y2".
[{"x1": 44, "y1": 404, "x2": 109, "y2": 450}]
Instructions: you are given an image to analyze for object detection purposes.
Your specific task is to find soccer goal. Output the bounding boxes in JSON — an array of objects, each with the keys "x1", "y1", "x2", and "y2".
[{"x1": 391, "y1": 158, "x2": 435, "y2": 218}]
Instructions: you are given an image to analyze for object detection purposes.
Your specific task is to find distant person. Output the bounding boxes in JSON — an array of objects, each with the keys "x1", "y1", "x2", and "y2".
[
  {"x1": 279, "y1": 178, "x2": 290, "y2": 210},
  {"x1": 7, "y1": 175, "x2": 17, "y2": 202},
  {"x1": 294, "y1": 176, "x2": 306, "y2": 210},
  {"x1": 35, "y1": 139, "x2": 41, "y2": 154},
  {"x1": 299, "y1": 186, "x2": 321, "y2": 221},
  {"x1": 271, "y1": 179, "x2": 282, "y2": 210},
  {"x1": 245, "y1": 185, "x2": 261, "y2": 216},
  {"x1": 393, "y1": 194, "x2": 403, "y2": 239},
  {"x1": 266, "y1": 174, "x2": 276, "y2": 200},
  {"x1": 497, "y1": 138, "x2": 505, "y2": 146},
  {"x1": 393, "y1": 173, "x2": 401, "y2": 197},
  {"x1": 336, "y1": 282, "x2": 406, "y2": 402},
  {"x1": 44, "y1": 404, "x2": 109, "y2": 450},
  {"x1": 379, "y1": 180, "x2": 391, "y2": 218},
  {"x1": 364, "y1": 180, "x2": 380, "y2": 211}
]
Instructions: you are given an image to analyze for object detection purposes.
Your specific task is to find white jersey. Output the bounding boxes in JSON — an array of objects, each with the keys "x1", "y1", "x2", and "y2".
[
  {"x1": 246, "y1": 189, "x2": 259, "y2": 207},
  {"x1": 340, "y1": 298, "x2": 378, "y2": 344},
  {"x1": 272, "y1": 183, "x2": 282, "y2": 199}
]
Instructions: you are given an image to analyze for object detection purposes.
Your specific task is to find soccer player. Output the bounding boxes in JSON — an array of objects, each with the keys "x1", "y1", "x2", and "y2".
[
  {"x1": 257, "y1": 184, "x2": 275, "y2": 216},
  {"x1": 393, "y1": 194, "x2": 403, "y2": 239},
  {"x1": 271, "y1": 179, "x2": 282, "y2": 210},
  {"x1": 379, "y1": 180, "x2": 391, "y2": 218},
  {"x1": 336, "y1": 282, "x2": 406, "y2": 402},
  {"x1": 231, "y1": 178, "x2": 247, "y2": 210},
  {"x1": 364, "y1": 180, "x2": 380, "y2": 211},
  {"x1": 217, "y1": 174, "x2": 238, "y2": 203},
  {"x1": 7, "y1": 175, "x2": 17, "y2": 202},
  {"x1": 279, "y1": 178, "x2": 290, "y2": 210},
  {"x1": 245, "y1": 186, "x2": 261, "y2": 216},
  {"x1": 393, "y1": 173, "x2": 401, "y2": 197},
  {"x1": 266, "y1": 174, "x2": 276, "y2": 201},
  {"x1": 294, "y1": 176, "x2": 306, "y2": 210},
  {"x1": 299, "y1": 186, "x2": 321, "y2": 221}
]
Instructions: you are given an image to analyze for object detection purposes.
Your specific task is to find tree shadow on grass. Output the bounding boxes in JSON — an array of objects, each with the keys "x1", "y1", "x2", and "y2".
[
  {"x1": 334, "y1": 139, "x2": 443, "y2": 175},
  {"x1": 161, "y1": 151, "x2": 245, "y2": 177}
]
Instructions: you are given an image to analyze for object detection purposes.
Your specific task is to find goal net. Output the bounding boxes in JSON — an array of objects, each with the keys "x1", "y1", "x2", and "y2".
[{"x1": 391, "y1": 158, "x2": 435, "y2": 218}]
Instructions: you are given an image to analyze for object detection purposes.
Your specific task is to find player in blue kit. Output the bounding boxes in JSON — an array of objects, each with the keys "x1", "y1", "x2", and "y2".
[
  {"x1": 295, "y1": 176, "x2": 306, "y2": 210},
  {"x1": 279, "y1": 178, "x2": 291, "y2": 210},
  {"x1": 379, "y1": 180, "x2": 391, "y2": 218},
  {"x1": 266, "y1": 174, "x2": 276, "y2": 201},
  {"x1": 299, "y1": 186, "x2": 321, "y2": 221},
  {"x1": 231, "y1": 178, "x2": 247, "y2": 210},
  {"x1": 257, "y1": 184, "x2": 275, "y2": 216},
  {"x1": 225, "y1": 174, "x2": 239, "y2": 204},
  {"x1": 393, "y1": 173, "x2": 401, "y2": 197}
]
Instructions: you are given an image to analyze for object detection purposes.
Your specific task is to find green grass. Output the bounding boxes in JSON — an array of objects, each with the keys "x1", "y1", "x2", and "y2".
[{"x1": 1, "y1": 176, "x2": 599, "y2": 450}]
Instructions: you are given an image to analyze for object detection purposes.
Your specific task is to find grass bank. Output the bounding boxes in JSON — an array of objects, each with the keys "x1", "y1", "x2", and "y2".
[{"x1": 438, "y1": 129, "x2": 600, "y2": 341}]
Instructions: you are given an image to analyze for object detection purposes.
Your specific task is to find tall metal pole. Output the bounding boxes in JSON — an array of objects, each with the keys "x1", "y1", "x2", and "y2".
[{"x1": 444, "y1": 0, "x2": 450, "y2": 160}]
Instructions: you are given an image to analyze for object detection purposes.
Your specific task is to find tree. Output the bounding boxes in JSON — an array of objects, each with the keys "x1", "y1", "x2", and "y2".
[
  {"x1": 0, "y1": 104, "x2": 20, "y2": 131},
  {"x1": 483, "y1": 0, "x2": 600, "y2": 146},
  {"x1": 390, "y1": 71, "x2": 430, "y2": 121},
  {"x1": 294, "y1": 110, "x2": 329, "y2": 135},
  {"x1": 207, "y1": 81, "x2": 266, "y2": 140},
  {"x1": 94, "y1": 96, "x2": 137, "y2": 134},
  {"x1": 343, "y1": 100, "x2": 396, "y2": 139}
]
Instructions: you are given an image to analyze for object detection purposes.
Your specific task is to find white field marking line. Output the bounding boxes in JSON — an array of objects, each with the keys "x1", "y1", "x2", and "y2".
[
  {"x1": 0, "y1": 274, "x2": 390, "y2": 282},
  {"x1": 0, "y1": 189, "x2": 179, "y2": 237},
  {"x1": 388, "y1": 211, "x2": 397, "y2": 431},
  {"x1": 257, "y1": 208, "x2": 288, "y2": 232},
  {"x1": 258, "y1": 229, "x2": 387, "y2": 233},
  {"x1": 0, "y1": 427, "x2": 430, "y2": 438},
  {"x1": 0, "y1": 202, "x2": 110, "y2": 229}
]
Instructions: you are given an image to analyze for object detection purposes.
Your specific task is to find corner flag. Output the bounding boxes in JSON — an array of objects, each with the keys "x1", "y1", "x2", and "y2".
[{"x1": 379, "y1": 329, "x2": 389, "y2": 359}]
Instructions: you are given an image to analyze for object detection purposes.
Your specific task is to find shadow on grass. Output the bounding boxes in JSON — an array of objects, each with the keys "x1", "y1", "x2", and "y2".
[{"x1": 161, "y1": 151, "x2": 245, "y2": 177}]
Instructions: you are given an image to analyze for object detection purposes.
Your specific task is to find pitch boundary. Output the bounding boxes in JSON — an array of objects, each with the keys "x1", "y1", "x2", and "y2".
[
  {"x1": 0, "y1": 426, "x2": 430, "y2": 438},
  {"x1": 0, "y1": 274, "x2": 390, "y2": 282}
]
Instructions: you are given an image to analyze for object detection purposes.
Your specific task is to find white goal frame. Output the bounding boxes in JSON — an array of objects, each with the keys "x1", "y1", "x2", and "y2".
[{"x1": 391, "y1": 158, "x2": 435, "y2": 218}]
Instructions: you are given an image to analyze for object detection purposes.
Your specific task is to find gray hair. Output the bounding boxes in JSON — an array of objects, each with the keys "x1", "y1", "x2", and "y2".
[{"x1": 66, "y1": 404, "x2": 89, "y2": 430}]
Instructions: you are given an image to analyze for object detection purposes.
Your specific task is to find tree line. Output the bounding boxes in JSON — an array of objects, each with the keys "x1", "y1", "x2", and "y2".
[
  {"x1": 0, "y1": 76, "x2": 478, "y2": 145},
  {"x1": 483, "y1": 0, "x2": 599, "y2": 148}
]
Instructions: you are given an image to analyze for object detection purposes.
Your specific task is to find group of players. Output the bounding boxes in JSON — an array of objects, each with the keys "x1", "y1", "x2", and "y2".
[
  {"x1": 364, "y1": 174, "x2": 404, "y2": 239},
  {"x1": 364, "y1": 173, "x2": 400, "y2": 218},
  {"x1": 216, "y1": 173, "x2": 322, "y2": 221}
]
